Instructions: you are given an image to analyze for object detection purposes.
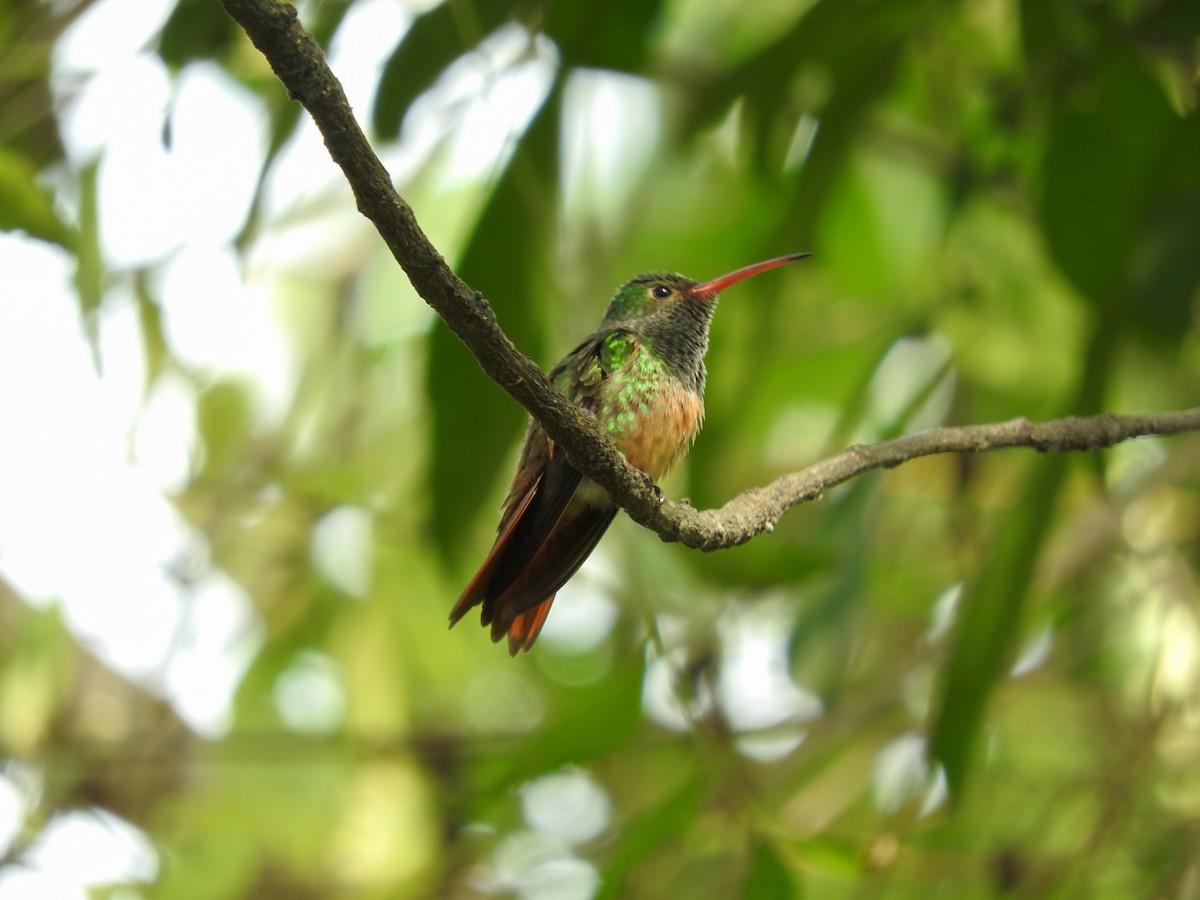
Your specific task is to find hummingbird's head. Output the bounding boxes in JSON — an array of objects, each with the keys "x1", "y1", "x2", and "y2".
[
  {"x1": 599, "y1": 253, "x2": 810, "y2": 391},
  {"x1": 600, "y1": 272, "x2": 702, "y2": 327},
  {"x1": 601, "y1": 252, "x2": 810, "y2": 328}
]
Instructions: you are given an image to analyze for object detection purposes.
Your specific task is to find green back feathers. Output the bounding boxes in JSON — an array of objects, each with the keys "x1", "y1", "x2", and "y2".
[{"x1": 599, "y1": 331, "x2": 637, "y2": 371}]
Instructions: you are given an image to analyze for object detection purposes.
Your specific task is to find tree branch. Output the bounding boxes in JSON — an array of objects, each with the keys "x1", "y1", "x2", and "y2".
[
  {"x1": 220, "y1": 0, "x2": 661, "y2": 519},
  {"x1": 220, "y1": 0, "x2": 1200, "y2": 550}
]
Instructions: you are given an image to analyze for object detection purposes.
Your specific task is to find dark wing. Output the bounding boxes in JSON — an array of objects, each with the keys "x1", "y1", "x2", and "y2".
[
  {"x1": 489, "y1": 499, "x2": 617, "y2": 651},
  {"x1": 494, "y1": 501, "x2": 618, "y2": 654},
  {"x1": 448, "y1": 436, "x2": 581, "y2": 627},
  {"x1": 450, "y1": 333, "x2": 623, "y2": 653}
]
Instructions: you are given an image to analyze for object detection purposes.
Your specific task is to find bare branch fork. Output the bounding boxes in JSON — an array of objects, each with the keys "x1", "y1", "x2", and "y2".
[{"x1": 220, "y1": 0, "x2": 1200, "y2": 551}]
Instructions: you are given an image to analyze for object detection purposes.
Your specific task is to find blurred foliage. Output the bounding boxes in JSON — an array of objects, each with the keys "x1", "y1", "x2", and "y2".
[{"x1": 2, "y1": 0, "x2": 1200, "y2": 897}]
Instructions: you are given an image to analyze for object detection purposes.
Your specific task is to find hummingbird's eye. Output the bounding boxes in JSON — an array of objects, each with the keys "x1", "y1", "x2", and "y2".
[{"x1": 650, "y1": 284, "x2": 673, "y2": 300}]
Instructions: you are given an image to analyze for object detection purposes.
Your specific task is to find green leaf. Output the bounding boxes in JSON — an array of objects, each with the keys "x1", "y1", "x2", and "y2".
[
  {"x1": 928, "y1": 453, "x2": 1069, "y2": 800},
  {"x1": 597, "y1": 775, "x2": 705, "y2": 900},
  {"x1": 197, "y1": 381, "x2": 254, "y2": 477},
  {"x1": 1040, "y1": 52, "x2": 1178, "y2": 304},
  {"x1": 680, "y1": 0, "x2": 930, "y2": 181},
  {"x1": 71, "y1": 157, "x2": 104, "y2": 367},
  {"x1": 0, "y1": 604, "x2": 74, "y2": 754},
  {"x1": 1129, "y1": 183, "x2": 1200, "y2": 341},
  {"x1": 134, "y1": 271, "x2": 169, "y2": 392},
  {"x1": 158, "y1": 0, "x2": 239, "y2": 68},
  {"x1": 0, "y1": 146, "x2": 74, "y2": 248},
  {"x1": 1127, "y1": 111, "x2": 1200, "y2": 342},
  {"x1": 372, "y1": 0, "x2": 527, "y2": 137},
  {"x1": 234, "y1": 2, "x2": 353, "y2": 248},
  {"x1": 469, "y1": 657, "x2": 645, "y2": 797},
  {"x1": 742, "y1": 839, "x2": 797, "y2": 900},
  {"x1": 1018, "y1": 0, "x2": 1093, "y2": 83},
  {"x1": 544, "y1": 0, "x2": 667, "y2": 72},
  {"x1": 427, "y1": 84, "x2": 559, "y2": 561}
]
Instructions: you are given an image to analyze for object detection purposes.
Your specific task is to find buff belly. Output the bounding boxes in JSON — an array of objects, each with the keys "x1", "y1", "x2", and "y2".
[{"x1": 572, "y1": 376, "x2": 704, "y2": 508}]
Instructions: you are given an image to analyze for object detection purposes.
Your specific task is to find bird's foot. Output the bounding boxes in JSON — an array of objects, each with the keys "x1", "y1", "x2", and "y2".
[{"x1": 640, "y1": 472, "x2": 665, "y2": 503}]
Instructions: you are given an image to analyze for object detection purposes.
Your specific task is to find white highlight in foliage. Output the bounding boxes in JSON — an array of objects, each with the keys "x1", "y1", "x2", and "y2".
[
  {"x1": 718, "y1": 600, "x2": 824, "y2": 732},
  {"x1": 274, "y1": 653, "x2": 347, "y2": 735},
  {"x1": 924, "y1": 582, "x2": 962, "y2": 645},
  {"x1": 865, "y1": 334, "x2": 956, "y2": 438},
  {"x1": 312, "y1": 506, "x2": 375, "y2": 599},
  {"x1": 0, "y1": 776, "x2": 26, "y2": 860},
  {"x1": 165, "y1": 571, "x2": 264, "y2": 736},
  {"x1": 56, "y1": 58, "x2": 268, "y2": 267},
  {"x1": 538, "y1": 550, "x2": 620, "y2": 654},
  {"x1": 0, "y1": 238, "x2": 190, "y2": 674},
  {"x1": 53, "y1": 0, "x2": 174, "y2": 75},
  {"x1": 642, "y1": 635, "x2": 715, "y2": 732},
  {"x1": 521, "y1": 769, "x2": 612, "y2": 846},
  {"x1": 561, "y1": 70, "x2": 661, "y2": 234},
  {"x1": 133, "y1": 371, "x2": 200, "y2": 494},
  {"x1": 872, "y1": 732, "x2": 947, "y2": 817},
  {"x1": 21, "y1": 810, "x2": 157, "y2": 892},
  {"x1": 482, "y1": 830, "x2": 600, "y2": 900}
]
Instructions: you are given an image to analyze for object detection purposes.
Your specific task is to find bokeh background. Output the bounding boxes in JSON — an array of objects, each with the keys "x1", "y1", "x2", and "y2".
[{"x1": 2, "y1": 0, "x2": 1200, "y2": 896}]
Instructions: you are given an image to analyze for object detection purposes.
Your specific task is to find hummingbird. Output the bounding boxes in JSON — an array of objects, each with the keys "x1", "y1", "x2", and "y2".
[{"x1": 450, "y1": 252, "x2": 809, "y2": 654}]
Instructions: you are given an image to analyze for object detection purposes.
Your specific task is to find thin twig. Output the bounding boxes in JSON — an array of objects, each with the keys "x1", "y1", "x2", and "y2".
[{"x1": 219, "y1": 0, "x2": 1200, "y2": 551}]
